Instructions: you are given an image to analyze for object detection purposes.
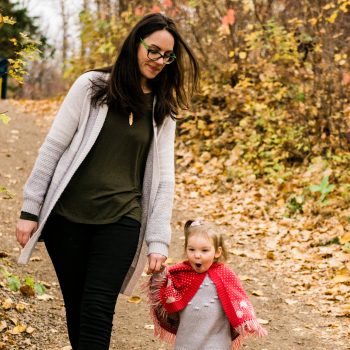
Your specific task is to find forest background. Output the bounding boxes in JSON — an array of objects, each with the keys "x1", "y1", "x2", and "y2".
[{"x1": 1, "y1": 0, "x2": 350, "y2": 348}]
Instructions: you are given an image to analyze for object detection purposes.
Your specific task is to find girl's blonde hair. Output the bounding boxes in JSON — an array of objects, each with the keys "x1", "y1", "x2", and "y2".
[{"x1": 184, "y1": 220, "x2": 228, "y2": 262}]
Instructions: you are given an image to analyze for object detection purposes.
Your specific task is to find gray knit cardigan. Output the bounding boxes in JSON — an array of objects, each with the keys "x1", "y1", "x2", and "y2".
[{"x1": 18, "y1": 71, "x2": 176, "y2": 295}]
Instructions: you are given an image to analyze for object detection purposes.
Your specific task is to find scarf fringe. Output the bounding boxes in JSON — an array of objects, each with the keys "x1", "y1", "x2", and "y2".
[
  {"x1": 152, "y1": 310, "x2": 177, "y2": 344},
  {"x1": 141, "y1": 271, "x2": 177, "y2": 344},
  {"x1": 232, "y1": 320, "x2": 268, "y2": 349}
]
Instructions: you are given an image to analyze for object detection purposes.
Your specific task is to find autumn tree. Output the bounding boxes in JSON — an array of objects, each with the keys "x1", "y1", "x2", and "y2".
[{"x1": 0, "y1": 0, "x2": 47, "y2": 59}]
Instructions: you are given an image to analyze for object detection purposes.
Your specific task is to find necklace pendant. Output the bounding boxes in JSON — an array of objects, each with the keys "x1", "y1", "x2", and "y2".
[{"x1": 129, "y1": 112, "x2": 133, "y2": 126}]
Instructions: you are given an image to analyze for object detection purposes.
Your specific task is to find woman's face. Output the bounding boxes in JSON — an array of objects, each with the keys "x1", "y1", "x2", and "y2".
[{"x1": 137, "y1": 29, "x2": 175, "y2": 87}]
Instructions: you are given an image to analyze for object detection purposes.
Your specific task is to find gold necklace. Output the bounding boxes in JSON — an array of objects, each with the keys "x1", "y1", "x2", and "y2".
[{"x1": 129, "y1": 112, "x2": 133, "y2": 126}]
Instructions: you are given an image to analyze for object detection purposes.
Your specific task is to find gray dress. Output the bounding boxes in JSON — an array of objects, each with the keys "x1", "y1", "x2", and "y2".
[{"x1": 175, "y1": 275, "x2": 232, "y2": 350}]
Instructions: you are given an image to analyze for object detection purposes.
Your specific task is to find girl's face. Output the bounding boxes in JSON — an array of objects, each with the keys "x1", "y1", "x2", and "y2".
[
  {"x1": 137, "y1": 29, "x2": 175, "y2": 89},
  {"x1": 186, "y1": 233, "x2": 222, "y2": 273}
]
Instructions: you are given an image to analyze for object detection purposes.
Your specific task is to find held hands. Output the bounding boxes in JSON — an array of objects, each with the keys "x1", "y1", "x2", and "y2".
[
  {"x1": 16, "y1": 219, "x2": 38, "y2": 248},
  {"x1": 147, "y1": 253, "x2": 167, "y2": 274}
]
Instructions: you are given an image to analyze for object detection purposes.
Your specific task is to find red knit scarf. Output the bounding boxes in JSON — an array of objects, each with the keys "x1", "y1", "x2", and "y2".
[{"x1": 146, "y1": 261, "x2": 267, "y2": 349}]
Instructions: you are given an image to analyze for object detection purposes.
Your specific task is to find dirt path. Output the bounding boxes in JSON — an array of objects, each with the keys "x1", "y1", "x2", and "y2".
[{"x1": 0, "y1": 99, "x2": 349, "y2": 350}]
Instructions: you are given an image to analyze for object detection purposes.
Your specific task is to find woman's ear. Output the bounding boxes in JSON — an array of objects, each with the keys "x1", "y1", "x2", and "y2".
[{"x1": 215, "y1": 246, "x2": 222, "y2": 259}]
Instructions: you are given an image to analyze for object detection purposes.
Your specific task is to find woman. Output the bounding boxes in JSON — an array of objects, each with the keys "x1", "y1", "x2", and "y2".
[{"x1": 15, "y1": 13, "x2": 199, "y2": 350}]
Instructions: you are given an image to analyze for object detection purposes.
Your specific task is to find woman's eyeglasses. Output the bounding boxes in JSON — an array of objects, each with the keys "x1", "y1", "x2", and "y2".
[{"x1": 140, "y1": 38, "x2": 176, "y2": 64}]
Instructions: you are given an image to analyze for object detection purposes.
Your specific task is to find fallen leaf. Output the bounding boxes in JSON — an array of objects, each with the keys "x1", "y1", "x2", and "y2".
[
  {"x1": 340, "y1": 232, "x2": 350, "y2": 244},
  {"x1": 2, "y1": 298, "x2": 13, "y2": 310},
  {"x1": 251, "y1": 290, "x2": 264, "y2": 296},
  {"x1": 0, "y1": 321, "x2": 7, "y2": 332},
  {"x1": 15, "y1": 303, "x2": 26, "y2": 313},
  {"x1": 26, "y1": 326, "x2": 35, "y2": 334},
  {"x1": 9, "y1": 317, "x2": 18, "y2": 325},
  {"x1": 332, "y1": 275, "x2": 350, "y2": 284},
  {"x1": 20, "y1": 284, "x2": 35, "y2": 297},
  {"x1": 342, "y1": 72, "x2": 350, "y2": 86},
  {"x1": 144, "y1": 324, "x2": 154, "y2": 330},
  {"x1": 127, "y1": 296, "x2": 142, "y2": 304},
  {"x1": 9, "y1": 324, "x2": 26, "y2": 334},
  {"x1": 239, "y1": 275, "x2": 254, "y2": 281},
  {"x1": 37, "y1": 293, "x2": 54, "y2": 301},
  {"x1": 257, "y1": 318, "x2": 269, "y2": 325},
  {"x1": 30, "y1": 256, "x2": 42, "y2": 262},
  {"x1": 266, "y1": 251, "x2": 276, "y2": 260}
]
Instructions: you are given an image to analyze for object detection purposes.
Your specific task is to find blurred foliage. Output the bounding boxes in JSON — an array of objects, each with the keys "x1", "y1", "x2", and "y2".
[
  {"x1": 20, "y1": 0, "x2": 340, "y2": 187},
  {"x1": 0, "y1": 0, "x2": 47, "y2": 61},
  {"x1": 66, "y1": 1, "x2": 350, "y2": 178}
]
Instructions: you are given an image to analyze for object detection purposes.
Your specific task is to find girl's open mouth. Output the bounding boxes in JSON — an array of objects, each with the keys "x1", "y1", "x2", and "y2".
[{"x1": 195, "y1": 263, "x2": 202, "y2": 268}]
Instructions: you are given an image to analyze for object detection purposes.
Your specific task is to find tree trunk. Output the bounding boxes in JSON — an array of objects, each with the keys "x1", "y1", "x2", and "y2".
[{"x1": 59, "y1": 0, "x2": 68, "y2": 72}]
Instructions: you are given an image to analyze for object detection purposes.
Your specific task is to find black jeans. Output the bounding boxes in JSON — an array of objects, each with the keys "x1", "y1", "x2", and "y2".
[{"x1": 42, "y1": 213, "x2": 140, "y2": 350}]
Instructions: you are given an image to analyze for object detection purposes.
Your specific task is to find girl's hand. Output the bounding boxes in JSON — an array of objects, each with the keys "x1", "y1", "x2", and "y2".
[
  {"x1": 147, "y1": 253, "x2": 167, "y2": 274},
  {"x1": 16, "y1": 219, "x2": 38, "y2": 247}
]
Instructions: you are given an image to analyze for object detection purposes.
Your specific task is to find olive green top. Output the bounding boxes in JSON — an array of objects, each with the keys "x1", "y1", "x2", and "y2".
[{"x1": 53, "y1": 94, "x2": 154, "y2": 224}]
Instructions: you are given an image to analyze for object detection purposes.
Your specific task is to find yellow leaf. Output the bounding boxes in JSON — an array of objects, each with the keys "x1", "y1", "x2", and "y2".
[
  {"x1": 0, "y1": 113, "x2": 10, "y2": 124},
  {"x1": 308, "y1": 18, "x2": 318, "y2": 26},
  {"x1": 15, "y1": 303, "x2": 26, "y2": 313},
  {"x1": 340, "y1": 232, "x2": 350, "y2": 244},
  {"x1": 2, "y1": 298, "x2": 13, "y2": 310},
  {"x1": 323, "y1": 3, "x2": 335, "y2": 10},
  {"x1": 10, "y1": 324, "x2": 26, "y2": 334},
  {"x1": 339, "y1": 3, "x2": 349, "y2": 12},
  {"x1": 334, "y1": 53, "x2": 342, "y2": 62},
  {"x1": 336, "y1": 267, "x2": 350, "y2": 275},
  {"x1": 327, "y1": 11, "x2": 338, "y2": 23},
  {"x1": 3, "y1": 16, "x2": 16, "y2": 25},
  {"x1": 127, "y1": 296, "x2": 142, "y2": 304},
  {"x1": 239, "y1": 51, "x2": 247, "y2": 60},
  {"x1": 197, "y1": 120, "x2": 206, "y2": 130}
]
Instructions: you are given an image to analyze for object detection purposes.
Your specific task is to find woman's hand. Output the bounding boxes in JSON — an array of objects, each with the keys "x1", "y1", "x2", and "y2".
[
  {"x1": 147, "y1": 253, "x2": 167, "y2": 274},
  {"x1": 16, "y1": 219, "x2": 38, "y2": 248}
]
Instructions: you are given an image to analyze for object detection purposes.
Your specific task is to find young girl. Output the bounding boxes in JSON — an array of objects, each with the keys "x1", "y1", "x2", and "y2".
[{"x1": 146, "y1": 220, "x2": 267, "y2": 350}]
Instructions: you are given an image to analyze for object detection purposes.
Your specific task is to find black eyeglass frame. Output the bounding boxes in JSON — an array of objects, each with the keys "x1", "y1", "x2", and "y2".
[{"x1": 140, "y1": 38, "x2": 176, "y2": 64}]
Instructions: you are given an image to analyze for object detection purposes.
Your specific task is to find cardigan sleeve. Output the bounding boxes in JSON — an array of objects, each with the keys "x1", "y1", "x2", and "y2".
[
  {"x1": 21, "y1": 72, "x2": 94, "y2": 216},
  {"x1": 145, "y1": 117, "x2": 176, "y2": 257}
]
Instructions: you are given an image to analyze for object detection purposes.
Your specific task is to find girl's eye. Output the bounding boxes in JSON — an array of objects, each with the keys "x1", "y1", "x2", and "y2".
[{"x1": 149, "y1": 49, "x2": 160, "y2": 54}]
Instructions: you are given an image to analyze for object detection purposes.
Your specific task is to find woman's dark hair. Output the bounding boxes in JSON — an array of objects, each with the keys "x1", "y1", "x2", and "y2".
[{"x1": 90, "y1": 13, "x2": 200, "y2": 126}]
